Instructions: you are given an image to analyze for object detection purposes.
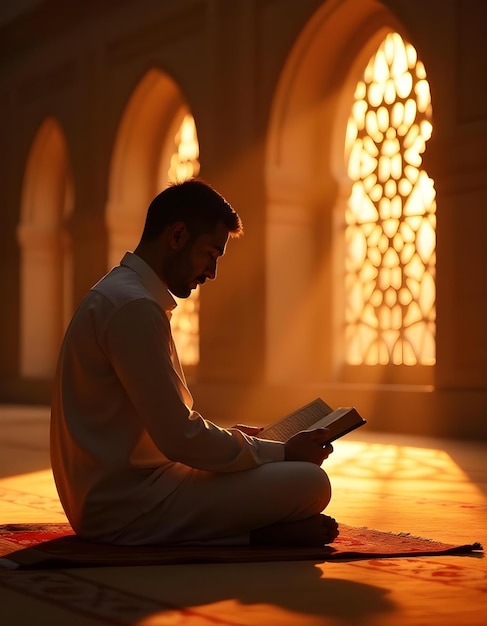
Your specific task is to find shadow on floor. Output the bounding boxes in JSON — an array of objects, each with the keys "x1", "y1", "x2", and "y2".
[{"x1": 64, "y1": 561, "x2": 396, "y2": 624}]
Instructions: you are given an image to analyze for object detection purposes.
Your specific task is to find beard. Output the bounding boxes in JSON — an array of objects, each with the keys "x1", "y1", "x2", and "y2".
[
  {"x1": 163, "y1": 247, "x2": 200, "y2": 298},
  {"x1": 171, "y1": 284, "x2": 191, "y2": 298}
]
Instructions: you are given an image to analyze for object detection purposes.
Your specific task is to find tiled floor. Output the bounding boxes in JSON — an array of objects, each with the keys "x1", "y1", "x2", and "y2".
[{"x1": 1, "y1": 405, "x2": 486, "y2": 625}]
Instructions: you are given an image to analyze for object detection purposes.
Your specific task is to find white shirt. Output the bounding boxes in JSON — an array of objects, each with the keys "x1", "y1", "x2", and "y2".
[{"x1": 50, "y1": 252, "x2": 284, "y2": 537}]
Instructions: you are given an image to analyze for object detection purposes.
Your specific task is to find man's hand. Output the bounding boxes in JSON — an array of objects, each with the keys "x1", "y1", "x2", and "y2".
[
  {"x1": 231, "y1": 424, "x2": 264, "y2": 436},
  {"x1": 284, "y1": 428, "x2": 334, "y2": 465}
]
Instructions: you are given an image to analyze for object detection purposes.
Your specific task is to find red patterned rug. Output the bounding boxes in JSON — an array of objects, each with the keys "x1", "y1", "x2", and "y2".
[{"x1": 0, "y1": 523, "x2": 482, "y2": 570}]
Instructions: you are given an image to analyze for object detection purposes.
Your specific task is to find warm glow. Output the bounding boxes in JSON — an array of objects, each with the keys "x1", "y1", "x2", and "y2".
[
  {"x1": 167, "y1": 114, "x2": 200, "y2": 183},
  {"x1": 171, "y1": 286, "x2": 200, "y2": 367},
  {"x1": 344, "y1": 33, "x2": 436, "y2": 366},
  {"x1": 324, "y1": 437, "x2": 486, "y2": 517},
  {"x1": 2, "y1": 440, "x2": 484, "y2": 522},
  {"x1": 166, "y1": 113, "x2": 200, "y2": 366}
]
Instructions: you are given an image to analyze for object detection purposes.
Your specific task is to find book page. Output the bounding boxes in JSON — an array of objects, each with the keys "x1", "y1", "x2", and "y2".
[
  {"x1": 260, "y1": 399, "x2": 366, "y2": 443},
  {"x1": 260, "y1": 398, "x2": 333, "y2": 443}
]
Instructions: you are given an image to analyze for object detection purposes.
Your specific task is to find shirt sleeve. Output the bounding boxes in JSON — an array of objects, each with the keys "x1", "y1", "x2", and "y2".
[{"x1": 103, "y1": 297, "x2": 285, "y2": 472}]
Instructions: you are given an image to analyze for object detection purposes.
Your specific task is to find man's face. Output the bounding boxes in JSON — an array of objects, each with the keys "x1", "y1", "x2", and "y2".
[{"x1": 163, "y1": 221, "x2": 230, "y2": 298}]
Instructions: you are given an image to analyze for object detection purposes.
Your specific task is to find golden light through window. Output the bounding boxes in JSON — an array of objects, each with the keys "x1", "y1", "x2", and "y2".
[
  {"x1": 167, "y1": 113, "x2": 200, "y2": 366},
  {"x1": 344, "y1": 33, "x2": 436, "y2": 366},
  {"x1": 168, "y1": 114, "x2": 200, "y2": 183}
]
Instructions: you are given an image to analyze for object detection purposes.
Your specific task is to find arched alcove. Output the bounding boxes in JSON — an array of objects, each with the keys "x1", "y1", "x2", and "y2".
[
  {"x1": 17, "y1": 117, "x2": 74, "y2": 378},
  {"x1": 107, "y1": 68, "x2": 187, "y2": 267},
  {"x1": 107, "y1": 68, "x2": 200, "y2": 367},
  {"x1": 265, "y1": 0, "x2": 422, "y2": 385}
]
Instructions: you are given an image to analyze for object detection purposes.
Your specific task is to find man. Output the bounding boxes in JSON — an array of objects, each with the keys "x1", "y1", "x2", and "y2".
[{"x1": 51, "y1": 179, "x2": 338, "y2": 546}]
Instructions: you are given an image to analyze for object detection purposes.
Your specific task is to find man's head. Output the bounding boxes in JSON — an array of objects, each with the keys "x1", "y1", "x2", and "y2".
[{"x1": 136, "y1": 179, "x2": 243, "y2": 298}]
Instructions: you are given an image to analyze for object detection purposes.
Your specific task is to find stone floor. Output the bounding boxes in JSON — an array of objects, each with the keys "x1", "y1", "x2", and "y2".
[{"x1": 0, "y1": 404, "x2": 486, "y2": 625}]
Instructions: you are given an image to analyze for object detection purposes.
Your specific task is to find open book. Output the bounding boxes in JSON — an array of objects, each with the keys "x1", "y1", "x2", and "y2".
[{"x1": 260, "y1": 397, "x2": 366, "y2": 443}]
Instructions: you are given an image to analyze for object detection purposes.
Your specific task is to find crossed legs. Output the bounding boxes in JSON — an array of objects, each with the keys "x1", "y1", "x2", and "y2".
[{"x1": 111, "y1": 461, "x2": 337, "y2": 546}]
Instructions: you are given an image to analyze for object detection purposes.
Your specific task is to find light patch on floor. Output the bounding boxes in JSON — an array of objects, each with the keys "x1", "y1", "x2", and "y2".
[{"x1": 0, "y1": 407, "x2": 486, "y2": 626}]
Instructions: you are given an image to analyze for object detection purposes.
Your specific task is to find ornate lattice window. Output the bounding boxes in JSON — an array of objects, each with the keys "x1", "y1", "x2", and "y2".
[
  {"x1": 344, "y1": 32, "x2": 436, "y2": 366},
  {"x1": 166, "y1": 113, "x2": 200, "y2": 366}
]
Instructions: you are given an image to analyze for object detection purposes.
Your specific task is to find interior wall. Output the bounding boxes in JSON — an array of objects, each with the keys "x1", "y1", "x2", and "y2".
[{"x1": 0, "y1": 0, "x2": 486, "y2": 440}]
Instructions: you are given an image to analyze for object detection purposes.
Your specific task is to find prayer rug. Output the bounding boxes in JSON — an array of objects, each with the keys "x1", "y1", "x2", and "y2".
[{"x1": 0, "y1": 523, "x2": 482, "y2": 570}]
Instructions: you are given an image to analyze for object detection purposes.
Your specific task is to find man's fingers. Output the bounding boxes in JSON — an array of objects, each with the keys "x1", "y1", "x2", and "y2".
[
  {"x1": 322, "y1": 443, "x2": 334, "y2": 457},
  {"x1": 305, "y1": 428, "x2": 331, "y2": 441},
  {"x1": 285, "y1": 429, "x2": 334, "y2": 464}
]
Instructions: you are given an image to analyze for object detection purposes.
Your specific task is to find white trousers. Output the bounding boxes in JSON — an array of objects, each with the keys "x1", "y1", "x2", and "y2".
[{"x1": 109, "y1": 461, "x2": 332, "y2": 545}]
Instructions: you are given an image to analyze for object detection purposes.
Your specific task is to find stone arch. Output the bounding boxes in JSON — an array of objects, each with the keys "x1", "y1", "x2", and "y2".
[
  {"x1": 17, "y1": 117, "x2": 74, "y2": 378},
  {"x1": 265, "y1": 0, "x2": 407, "y2": 384},
  {"x1": 107, "y1": 68, "x2": 200, "y2": 368},
  {"x1": 107, "y1": 68, "x2": 193, "y2": 268}
]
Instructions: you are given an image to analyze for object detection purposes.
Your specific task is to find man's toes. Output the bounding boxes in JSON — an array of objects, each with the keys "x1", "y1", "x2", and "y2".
[{"x1": 321, "y1": 514, "x2": 339, "y2": 542}]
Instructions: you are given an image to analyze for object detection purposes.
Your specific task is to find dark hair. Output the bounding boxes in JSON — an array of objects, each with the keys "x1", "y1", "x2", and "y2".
[{"x1": 141, "y1": 179, "x2": 243, "y2": 241}]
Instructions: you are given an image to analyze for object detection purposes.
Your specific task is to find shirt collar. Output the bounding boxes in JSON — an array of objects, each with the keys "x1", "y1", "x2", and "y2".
[{"x1": 120, "y1": 252, "x2": 177, "y2": 313}]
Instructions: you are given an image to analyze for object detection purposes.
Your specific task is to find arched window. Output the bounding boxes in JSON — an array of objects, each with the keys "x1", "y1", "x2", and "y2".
[{"x1": 343, "y1": 32, "x2": 436, "y2": 368}]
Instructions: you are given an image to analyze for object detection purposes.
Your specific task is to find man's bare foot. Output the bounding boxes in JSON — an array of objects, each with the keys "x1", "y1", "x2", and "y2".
[{"x1": 250, "y1": 514, "x2": 339, "y2": 547}]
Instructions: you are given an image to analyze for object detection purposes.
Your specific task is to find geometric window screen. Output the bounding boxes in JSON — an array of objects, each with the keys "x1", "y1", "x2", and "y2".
[
  {"x1": 166, "y1": 113, "x2": 201, "y2": 366},
  {"x1": 344, "y1": 32, "x2": 436, "y2": 366}
]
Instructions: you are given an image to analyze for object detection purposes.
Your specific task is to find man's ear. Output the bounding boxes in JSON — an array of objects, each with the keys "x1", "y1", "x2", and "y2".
[{"x1": 168, "y1": 222, "x2": 190, "y2": 250}]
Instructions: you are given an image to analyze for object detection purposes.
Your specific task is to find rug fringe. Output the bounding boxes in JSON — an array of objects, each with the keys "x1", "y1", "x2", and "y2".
[{"x1": 355, "y1": 526, "x2": 482, "y2": 548}]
